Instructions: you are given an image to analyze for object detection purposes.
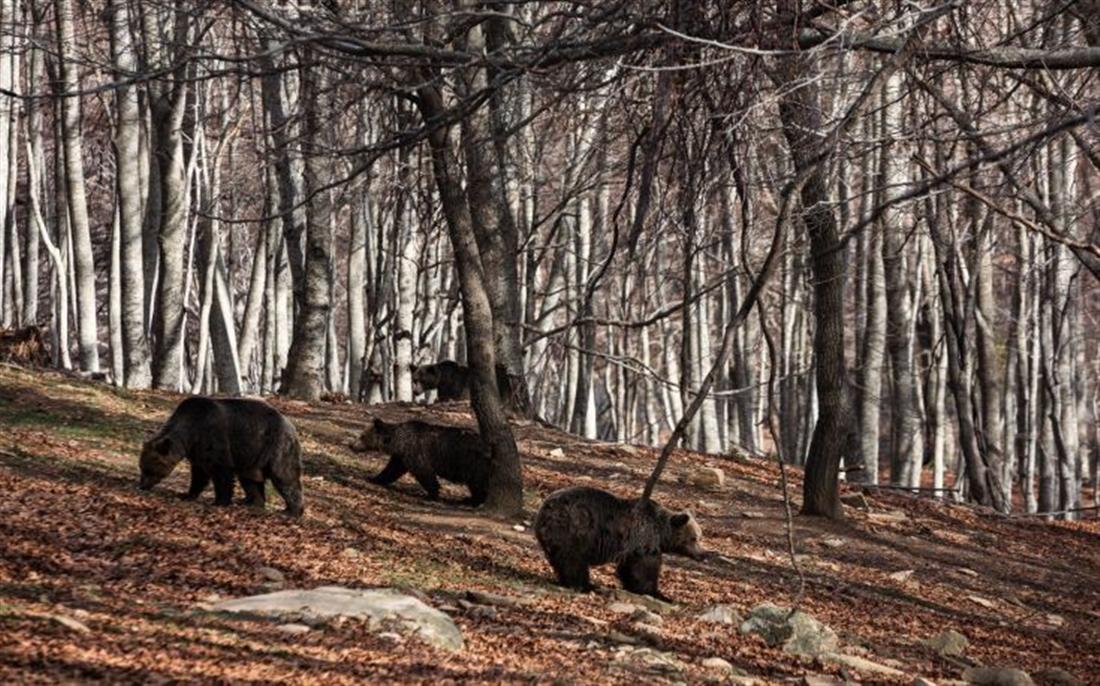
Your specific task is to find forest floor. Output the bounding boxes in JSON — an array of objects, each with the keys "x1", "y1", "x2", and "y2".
[{"x1": 0, "y1": 364, "x2": 1097, "y2": 685}]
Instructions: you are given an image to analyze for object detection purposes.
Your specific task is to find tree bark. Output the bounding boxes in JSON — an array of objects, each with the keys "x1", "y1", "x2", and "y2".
[
  {"x1": 279, "y1": 54, "x2": 332, "y2": 401},
  {"x1": 416, "y1": 76, "x2": 523, "y2": 517},
  {"x1": 54, "y1": 0, "x2": 99, "y2": 372},
  {"x1": 108, "y1": 0, "x2": 152, "y2": 387}
]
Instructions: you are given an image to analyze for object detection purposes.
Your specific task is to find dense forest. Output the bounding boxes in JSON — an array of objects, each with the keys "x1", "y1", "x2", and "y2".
[{"x1": 0, "y1": 0, "x2": 1097, "y2": 519}]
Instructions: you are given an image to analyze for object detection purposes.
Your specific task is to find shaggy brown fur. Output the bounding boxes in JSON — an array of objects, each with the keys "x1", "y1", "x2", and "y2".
[
  {"x1": 534, "y1": 486, "x2": 704, "y2": 600},
  {"x1": 351, "y1": 418, "x2": 490, "y2": 505},
  {"x1": 139, "y1": 397, "x2": 304, "y2": 516}
]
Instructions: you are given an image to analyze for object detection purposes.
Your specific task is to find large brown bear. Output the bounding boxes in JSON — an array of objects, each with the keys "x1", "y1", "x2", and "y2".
[
  {"x1": 139, "y1": 397, "x2": 304, "y2": 516},
  {"x1": 534, "y1": 486, "x2": 705, "y2": 600},
  {"x1": 351, "y1": 418, "x2": 489, "y2": 506}
]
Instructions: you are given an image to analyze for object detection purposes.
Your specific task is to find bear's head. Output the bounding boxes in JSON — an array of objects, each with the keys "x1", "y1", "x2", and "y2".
[
  {"x1": 139, "y1": 434, "x2": 185, "y2": 490},
  {"x1": 410, "y1": 365, "x2": 434, "y2": 396},
  {"x1": 661, "y1": 510, "x2": 706, "y2": 560},
  {"x1": 349, "y1": 418, "x2": 396, "y2": 453}
]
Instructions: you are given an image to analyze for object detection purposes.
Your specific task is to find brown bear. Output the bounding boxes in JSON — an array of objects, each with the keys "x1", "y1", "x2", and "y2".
[
  {"x1": 139, "y1": 397, "x2": 304, "y2": 516},
  {"x1": 350, "y1": 417, "x2": 489, "y2": 505},
  {"x1": 534, "y1": 486, "x2": 705, "y2": 600},
  {"x1": 411, "y1": 360, "x2": 471, "y2": 401},
  {"x1": 410, "y1": 360, "x2": 520, "y2": 408}
]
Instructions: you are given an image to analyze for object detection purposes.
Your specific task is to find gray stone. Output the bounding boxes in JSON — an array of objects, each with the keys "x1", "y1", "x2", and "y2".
[
  {"x1": 629, "y1": 608, "x2": 662, "y2": 625},
  {"x1": 702, "y1": 656, "x2": 734, "y2": 672},
  {"x1": 697, "y1": 604, "x2": 741, "y2": 625},
  {"x1": 340, "y1": 547, "x2": 362, "y2": 559},
  {"x1": 276, "y1": 623, "x2": 311, "y2": 635},
  {"x1": 962, "y1": 667, "x2": 1035, "y2": 686},
  {"x1": 610, "y1": 590, "x2": 677, "y2": 613},
  {"x1": 826, "y1": 652, "x2": 905, "y2": 677},
  {"x1": 889, "y1": 569, "x2": 915, "y2": 583},
  {"x1": 921, "y1": 629, "x2": 969, "y2": 657},
  {"x1": 610, "y1": 647, "x2": 685, "y2": 676},
  {"x1": 257, "y1": 566, "x2": 286, "y2": 583},
  {"x1": 738, "y1": 603, "x2": 838, "y2": 657},
  {"x1": 690, "y1": 467, "x2": 726, "y2": 490},
  {"x1": 1032, "y1": 669, "x2": 1081, "y2": 686},
  {"x1": 208, "y1": 586, "x2": 464, "y2": 651},
  {"x1": 740, "y1": 511, "x2": 767, "y2": 519},
  {"x1": 44, "y1": 613, "x2": 90, "y2": 633},
  {"x1": 820, "y1": 538, "x2": 845, "y2": 549},
  {"x1": 609, "y1": 602, "x2": 639, "y2": 615}
]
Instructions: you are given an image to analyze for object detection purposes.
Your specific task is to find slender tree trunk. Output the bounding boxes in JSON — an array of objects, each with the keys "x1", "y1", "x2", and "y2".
[
  {"x1": 880, "y1": 71, "x2": 923, "y2": 488},
  {"x1": 416, "y1": 72, "x2": 523, "y2": 516},
  {"x1": 777, "y1": 51, "x2": 850, "y2": 519},
  {"x1": 54, "y1": 0, "x2": 99, "y2": 372},
  {"x1": 108, "y1": 0, "x2": 151, "y2": 387}
]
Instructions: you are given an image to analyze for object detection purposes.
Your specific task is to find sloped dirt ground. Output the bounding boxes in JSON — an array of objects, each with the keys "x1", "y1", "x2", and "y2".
[{"x1": 0, "y1": 364, "x2": 1096, "y2": 685}]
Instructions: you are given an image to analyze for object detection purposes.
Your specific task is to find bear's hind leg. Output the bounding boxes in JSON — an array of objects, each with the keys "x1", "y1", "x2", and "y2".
[
  {"x1": 212, "y1": 467, "x2": 235, "y2": 506},
  {"x1": 240, "y1": 477, "x2": 266, "y2": 508},
  {"x1": 617, "y1": 553, "x2": 665, "y2": 599},
  {"x1": 369, "y1": 456, "x2": 407, "y2": 486},
  {"x1": 181, "y1": 464, "x2": 210, "y2": 501},
  {"x1": 463, "y1": 482, "x2": 488, "y2": 507},
  {"x1": 550, "y1": 555, "x2": 593, "y2": 592}
]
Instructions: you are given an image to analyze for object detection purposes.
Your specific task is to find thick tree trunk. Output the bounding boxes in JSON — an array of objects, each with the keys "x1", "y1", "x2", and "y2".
[{"x1": 280, "y1": 56, "x2": 331, "y2": 401}]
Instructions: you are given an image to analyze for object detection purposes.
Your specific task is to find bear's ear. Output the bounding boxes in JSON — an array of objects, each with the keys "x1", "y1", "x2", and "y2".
[
  {"x1": 408, "y1": 364, "x2": 418, "y2": 372},
  {"x1": 670, "y1": 513, "x2": 691, "y2": 528},
  {"x1": 153, "y1": 436, "x2": 173, "y2": 455}
]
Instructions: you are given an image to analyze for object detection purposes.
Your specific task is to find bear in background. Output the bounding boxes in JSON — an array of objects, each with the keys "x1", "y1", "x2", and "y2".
[
  {"x1": 351, "y1": 417, "x2": 490, "y2": 506},
  {"x1": 534, "y1": 486, "x2": 705, "y2": 600},
  {"x1": 410, "y1": 360, "x2": 523, "y2": 416},
  {"x1": 139, "y1": 397, "x2": 304, "y2": 517},
  {"x1": 411, "y1": 360, "x2": 470, "y2": 401}
]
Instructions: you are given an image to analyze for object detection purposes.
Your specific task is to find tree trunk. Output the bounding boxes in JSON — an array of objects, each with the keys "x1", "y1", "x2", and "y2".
[
  {"x1": 777, "y1": 52, "x2": 850, "y2": 519},
  {"x1": 279, "y1": 55, "x2": 331, "y2": 401},
  {"x1": 108, "y1": 0, "x2": 152, "y2": 387},
  {"x1": 416, "y1": 76, "x2": 523, "y2": 517},
  {"x1": 54, "y1": 0, "x2": 99, "y2": 372}
]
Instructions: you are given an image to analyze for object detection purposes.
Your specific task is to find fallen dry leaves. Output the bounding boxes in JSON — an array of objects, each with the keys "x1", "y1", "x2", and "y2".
[{"x1": 0, "y1": 364, "x2": 1097, "y2": 684}]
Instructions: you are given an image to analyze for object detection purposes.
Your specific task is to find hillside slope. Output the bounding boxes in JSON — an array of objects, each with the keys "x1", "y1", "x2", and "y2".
[{"x1": 0, "y1": 364, "x2": 1096, "y2": 684}]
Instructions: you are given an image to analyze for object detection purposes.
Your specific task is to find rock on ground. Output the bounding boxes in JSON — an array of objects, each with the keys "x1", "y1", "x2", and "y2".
[
  {"x1": 921, "y1": 629, "x2": 970, "y2": 657},
  {"x1": 739, "y1": 603, "x2": 838, "y2": 658},
  {"x1": 697, "y1": 604, "x2": 741, "y2": 625},
  {"x1": 962, "y1": 667, "x2": 1036, "y2": 686},
  {"x1": 208, "y1": 586, "x2": 464, "y2": 651}
]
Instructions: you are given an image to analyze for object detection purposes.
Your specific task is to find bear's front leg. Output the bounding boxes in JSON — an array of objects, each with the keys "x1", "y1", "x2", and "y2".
[
  {"x1": 212, "y1": 467, "x2": 235, "y2": 506},
  {"x1": 180, "y1": 464, "x2": 210, "y2": 501}
]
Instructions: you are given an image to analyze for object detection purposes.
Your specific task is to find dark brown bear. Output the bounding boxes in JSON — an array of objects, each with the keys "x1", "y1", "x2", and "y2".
[
  {"x1": 534, "y1": 486, "x2": 705, "y2": 600},
  {"x1": 410, "y1": 360, "x2": 519, "y2": 407},
  {"x1": 411, "y1": 360, "x2": 471, "y2": 401},
  {"x1": 351, "y1": 418, "x2": 489, "y2": 505},
  {"x1": 139, "y1": 397, "x2": 304, "y2": 516}
]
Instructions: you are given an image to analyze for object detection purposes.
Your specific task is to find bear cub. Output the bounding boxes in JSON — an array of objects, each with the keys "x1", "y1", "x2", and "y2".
[
  {"x1": 139, "y1": 397, "x2": 304, "y2": 516},
  {"x1": 534, "y1": 486, "x2": 704, "y2": 600},
  {"x1": 351, "y1": 417, "x2": 490, "y2": 505}
]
